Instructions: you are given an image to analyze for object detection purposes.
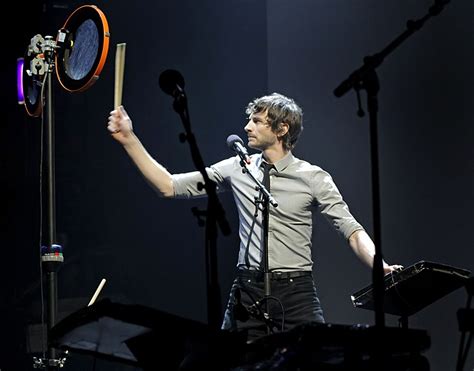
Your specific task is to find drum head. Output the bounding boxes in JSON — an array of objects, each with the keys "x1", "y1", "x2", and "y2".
[{"x1": 55, "y1": 5, "x2": 110, "y2": 92}]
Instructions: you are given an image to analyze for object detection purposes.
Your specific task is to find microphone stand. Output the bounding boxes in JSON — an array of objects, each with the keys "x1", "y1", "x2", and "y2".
[
  {"x1": 237, "y1": 158, "x2": 278, "y2": 335},
  {"x1": 334, "y1": 0, "x2": 450, "y2": 330},
  {"x1": 167, "y1": 87, "x2": 232, "y2": 330},
  {"x1": 333, "y1": 0, "x2": 450, "y2": 366}
]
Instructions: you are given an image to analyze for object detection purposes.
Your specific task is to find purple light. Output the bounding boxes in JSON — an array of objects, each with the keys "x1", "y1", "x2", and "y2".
[{"x1": 17, "y1": 58, "x2": 24, "y2": 104}]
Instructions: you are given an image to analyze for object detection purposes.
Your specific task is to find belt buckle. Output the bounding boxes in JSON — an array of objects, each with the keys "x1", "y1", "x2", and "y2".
[{"x1": 272, "y1": 271, "x2": 284, "y2": 280}]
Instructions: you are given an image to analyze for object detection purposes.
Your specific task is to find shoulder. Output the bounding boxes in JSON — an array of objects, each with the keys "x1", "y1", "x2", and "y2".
[
  {"x1": 291, "y1": 156, "x2": 329, "y2": 177},
  {"x1": 290, "y1": 156, "x2": 338, "y2": 195},
  {"x1": 209, "y1": 155, "x2": 243, "y2": 178},
  {"x1": 211, "y1": 155, "x2": 240, "y2": 168}
]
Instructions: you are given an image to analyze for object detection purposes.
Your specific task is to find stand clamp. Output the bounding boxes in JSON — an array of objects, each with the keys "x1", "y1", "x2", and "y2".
[{"x1": 33, "y1": 351, "x2": 68, "y2": 369}]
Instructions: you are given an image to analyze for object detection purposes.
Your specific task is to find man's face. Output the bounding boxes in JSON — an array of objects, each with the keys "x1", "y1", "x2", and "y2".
[{"x1": 244, "y1": 111, "x2": 278, "y2": 151}]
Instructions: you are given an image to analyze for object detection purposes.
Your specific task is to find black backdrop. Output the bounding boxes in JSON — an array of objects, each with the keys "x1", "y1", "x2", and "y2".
[{"x1": 2, "y1": 1, "x2": 473, "y2": 370}]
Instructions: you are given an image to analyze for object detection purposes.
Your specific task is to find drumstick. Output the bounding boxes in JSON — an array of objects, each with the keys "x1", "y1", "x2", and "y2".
[
  {"x1": 114, "y1": 43, "x2": 126, "y2": 108},
  {"x1": 88, "y1": 278, "x2": 107, "y2": 306}
]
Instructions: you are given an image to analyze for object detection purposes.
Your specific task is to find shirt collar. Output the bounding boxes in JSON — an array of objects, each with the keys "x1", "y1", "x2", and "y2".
[{"x1": 256, "y1": 151, "x2": 294, "y2": 172}]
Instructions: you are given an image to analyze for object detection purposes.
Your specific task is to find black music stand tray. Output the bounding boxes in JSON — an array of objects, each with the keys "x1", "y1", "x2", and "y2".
[
  {"x1": 49, "y1": 298, "x2": 247, "y2": 370},
  {"x1": 245, "y1": 321, "x2": 432, "y2": 370},
  {"x1": 351, "y1": 261, "x2": 471, "y2": 327}
]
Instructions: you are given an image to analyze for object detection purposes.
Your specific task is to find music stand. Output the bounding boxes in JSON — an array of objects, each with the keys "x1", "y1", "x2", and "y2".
[
  {"x1": 244, "y1": 322, "x2": 431, "y2": 370},
  {"x1": 49, "y1": 299, "x2": 247, "y2": 370},
  {"x1": 351, "y1": 261, "x2": 471, "y2": 328}
]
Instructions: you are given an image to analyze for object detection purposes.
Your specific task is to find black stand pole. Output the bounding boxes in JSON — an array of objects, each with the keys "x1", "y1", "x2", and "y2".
[
  {"x1": 237, "y1": 159, "x2": 278, "y2": 334},
  {"x1": 261, "y1": 195, "x2": 271, "y2": 334},
  {"x1": 364, "y1": 68, "x2": 386, "y2": 329},
  {"x1": 333, "y1": 0, "x2": 451, "y2": 332},
  {"x1": 160, "y1": 71, "x2": 231, "y2": 330},
  {"x1": 33, "y1": 36, "x2": 65, "y2": 370}
]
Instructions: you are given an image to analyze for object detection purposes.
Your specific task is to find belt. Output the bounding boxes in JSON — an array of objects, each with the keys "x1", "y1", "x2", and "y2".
[{"x1": 237, "y1": 268, "x2": 312, "y2": 281}]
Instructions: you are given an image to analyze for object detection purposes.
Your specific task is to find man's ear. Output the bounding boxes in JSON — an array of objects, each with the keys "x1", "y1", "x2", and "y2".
[{"x1": 277, "y1": 122, "x2": 289, "y2": 138}]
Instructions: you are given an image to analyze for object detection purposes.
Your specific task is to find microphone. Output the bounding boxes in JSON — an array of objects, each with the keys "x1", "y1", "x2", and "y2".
[
  {"x1": 159, "y1": 69, "x2": 185, "y2": 97},
  {"x1": 226, "y1": 134, "x2": 251, "y2": 164}
]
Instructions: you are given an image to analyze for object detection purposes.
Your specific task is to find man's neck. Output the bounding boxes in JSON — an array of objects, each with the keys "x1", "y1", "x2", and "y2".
[{"x1": 262, "y1": 147, "x2": 289, "y2": 164}]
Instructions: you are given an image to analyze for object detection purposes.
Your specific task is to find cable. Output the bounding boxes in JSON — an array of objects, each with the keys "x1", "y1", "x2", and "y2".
[
  {"x1": 237, "y1": 281, "x2": 286, "y2": 333},
  {"x1": 253, "y1": 295, "x2": 285, "y2": 332},
  {"x1": 243, "y1": 197, "x2": 261, "y2": 268},
  {"x1": 240, "y1": 173, "x2": 286, "y2": 332}
]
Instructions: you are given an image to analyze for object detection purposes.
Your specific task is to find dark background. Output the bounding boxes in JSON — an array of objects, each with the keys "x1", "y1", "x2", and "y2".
[{"x1": 2, "y1": 1, "x2": 473, "y2": 370}]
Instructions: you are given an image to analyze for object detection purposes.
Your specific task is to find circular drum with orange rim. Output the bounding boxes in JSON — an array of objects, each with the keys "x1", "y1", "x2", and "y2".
[{"x1": 55, "y1": 5, "x2": 110, "y2": 93}]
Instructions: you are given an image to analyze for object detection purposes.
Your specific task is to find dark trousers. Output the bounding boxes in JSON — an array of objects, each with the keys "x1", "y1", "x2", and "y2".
[{"x1": 221, "y1": 269, "x2": 325, "y2": 341}]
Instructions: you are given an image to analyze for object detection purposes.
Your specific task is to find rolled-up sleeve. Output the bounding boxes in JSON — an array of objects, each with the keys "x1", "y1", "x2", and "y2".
[
  {"x1": 172, "y1": 171, "x2": 208, "y2": 198},
  {"x1": 171, "y1": 157, "x2": 235, "y2": 199},
  {"x1": 312, "y1": 170, "x2": 364, "y2": 240}
]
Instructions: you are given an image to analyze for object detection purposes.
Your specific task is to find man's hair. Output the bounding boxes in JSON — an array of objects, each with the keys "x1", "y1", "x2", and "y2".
[{"x1": 245, "y1": 93, "x2": 303, "y2": 151}]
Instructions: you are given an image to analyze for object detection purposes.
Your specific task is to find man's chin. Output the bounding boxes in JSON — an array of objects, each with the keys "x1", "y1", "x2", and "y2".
[{"x1": 248, "y1": 143, "x2": 261, "y2": 151}]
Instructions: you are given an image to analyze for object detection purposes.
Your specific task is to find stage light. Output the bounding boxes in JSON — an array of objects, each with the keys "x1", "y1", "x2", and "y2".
[
  {"x1": 22, "y1": 36, "x2": 45, "y2": 117},
  {"x1": 17, "y1": 58, "x2": 25, "y2": 104}
]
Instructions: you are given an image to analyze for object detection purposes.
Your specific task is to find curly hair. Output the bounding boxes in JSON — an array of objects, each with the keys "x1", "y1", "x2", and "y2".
[{"x1": 245, "y1": 93, "x2": 303, "y2": 151}]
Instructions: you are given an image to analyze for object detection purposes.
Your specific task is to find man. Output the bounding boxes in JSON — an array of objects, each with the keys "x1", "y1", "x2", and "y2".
[{"x1": 107, "y1": 93, "x2": 402, "y2": 341}]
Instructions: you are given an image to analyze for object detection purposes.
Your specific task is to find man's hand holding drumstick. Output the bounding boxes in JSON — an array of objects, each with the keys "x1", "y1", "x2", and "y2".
[
  {"x1": 107, "y1": 104, "x2": 134, "y2": 144},
  {"x1": 107, "y1": 43, "x2": 172, "y2": 193},
  {"x1": 108, "y1": 42, "x2": 134, "y2": 144}
]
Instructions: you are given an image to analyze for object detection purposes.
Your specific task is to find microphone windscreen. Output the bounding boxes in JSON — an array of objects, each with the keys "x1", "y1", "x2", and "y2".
[
  {"x1": 159, "y1": 69, "x2": 185, "y2": 96},
  {"x1": 226, "y1": 134, "x2": 243, "y2": 149}
]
